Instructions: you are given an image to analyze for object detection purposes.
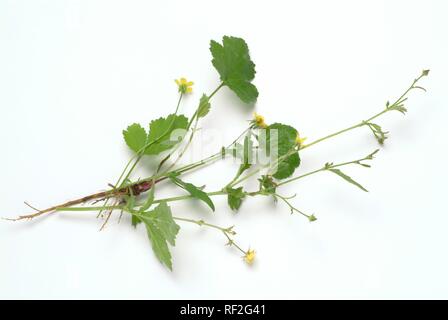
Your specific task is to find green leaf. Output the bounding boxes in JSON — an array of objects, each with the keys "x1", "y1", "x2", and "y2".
[
  {"x1": 169, "y1": 175, "x2": 215, "y2": 211},
  {"x1": 260, "y1": 123, "x2": 301, "y2": 179},
  {"x1": 258, "y1": 175, "x2": 277, "y2": 194},
  {"x1": 227, "y1": 187, "x2": 246, "y2": 211},
  {"x1": 226, "y1": 79, "x2": 258, "y2": 104},
  {"x1": 366, "y1": 122, "x2": 389, "y2": 145},
  {"x1": 123, "y1": 123, "x2": 148, "y2": 154},
  {"x1": 274, "y1": 152, "x2": 300, "y2": 180},
  {"x1": 210, "y1": 36, "x2": 258, "y2": 103},
  {"x1": 145, "y1": 223, "x2": 172, "y2": 270},
  {"x1": 138, "y1": 202, "x2": 180, "y2": 270},
  {"x1": 329, "y1": 168, "x2": 368, "y2": 192},
  {"x1": 145, "y1": 202, "x2": 179, "y2": 246},
  {"x1": 145, "y1": 114, "x2": 189, "y2": 155},
  {"x1": 197, "y1": 94, "x2": 211, "y2": 118}
]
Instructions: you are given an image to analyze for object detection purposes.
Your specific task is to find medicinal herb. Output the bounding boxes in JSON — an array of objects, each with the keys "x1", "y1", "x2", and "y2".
[{"x1": 7, "y1": 36, "x2": 429, "y2": 270}]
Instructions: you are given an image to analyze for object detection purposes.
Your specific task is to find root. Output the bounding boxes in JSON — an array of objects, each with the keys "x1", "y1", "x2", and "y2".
[{"x1": 6, "y1": 178, "x2": 161, "y2": 222}]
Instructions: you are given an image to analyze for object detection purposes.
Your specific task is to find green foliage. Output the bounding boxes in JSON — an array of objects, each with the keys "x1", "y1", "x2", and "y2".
[
  {"x1": 138, "y1": 202, "x2": 180, "y2": 270},
  {"x1": 123, "y1": 114, "x2": 188, "y2": 155},
  {"x1": 226, "y1": 187, "x2": 246, "y2": 211},
  {"x1": 169, "y1": 175, "x2": 215, "y2": 211},
  {"x1": 123, "y1": 124, "x2": 147, "y2": 154},
  {"x1": 329, "y1": 168, "x2": 368, "y2": 192},
  {"x1": 274, "y1": 153, "x2": 300, "y2": 180},
  {"x1": 387, "y1": 102, "x2": 408, "y2": 115},
  {"x1": 210, "y1": 36, "x2": 258, "y2": 103},
  {"x1": 260, "y1": 123, "x2": 301, "y2": 179},
  {"x1": 365, "y1": 122, "x2": 389, "y2": 145},
  {"x1": 146, "y1": 114, "x2": 189, "y2": 155},
  {"x1": 258, "y1": 175, "x2": 277, "y2": 194},
  {"x1": 22, "y1": 36, "x2": 429, "y2": 271},
  {"x1": 197, "y1": 94, "x2": 211, "y2": 118}
]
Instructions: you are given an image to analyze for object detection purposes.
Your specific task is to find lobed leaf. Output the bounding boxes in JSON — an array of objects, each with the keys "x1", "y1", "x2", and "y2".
[
  {"x1": 210, "y1": 36, "x2": 258, "y2": 103},
  {"x1": 138, "y1": 202, "x2": 180, "y2": 270},
  {"x1": 123, "y1": 123, "x2": 147, "y2": 153},
  {"x1": 145, "y1": 114, "x2": 189, "y2": 155},
  {"x1": 227, "y1": 187, "x2": 246, "y2": 211},
  {"x1": 123, "y1": 114, "x2": 189, "y2": 155},
  {"x1": 260, "y1": 123, "x2": 301, "y2": 179}
]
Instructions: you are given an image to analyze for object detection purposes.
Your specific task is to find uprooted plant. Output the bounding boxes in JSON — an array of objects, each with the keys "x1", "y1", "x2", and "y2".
[{"x1": 6, "y1": 36, "x2": 429, "y2": 270}]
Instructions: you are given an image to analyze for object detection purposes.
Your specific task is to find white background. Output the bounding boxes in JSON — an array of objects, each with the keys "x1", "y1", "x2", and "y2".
[{"x1": 1, "y1": 0, "x2": 447, "y2": 299}]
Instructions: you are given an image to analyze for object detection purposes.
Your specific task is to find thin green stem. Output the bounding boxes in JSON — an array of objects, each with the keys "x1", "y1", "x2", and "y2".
[
  {"x1": 152, "y1": 190, "x2": 226, "y2": 204},
  {"x1": 229, "y1": 147, "x2": 298, "y2": 188},
  {"x1": 187, "y1": 82, "x2": 223, "y2": 129},
  {"x1": 120, "y1": 93, "x2": 184, "y2": 185},
  {"x1": 209, "y1": 82, "x2": 225, "y2": 100},
  {"x1": 162, "y1": 83, "x2": 224, "y2": 173},
  {"x1": 276, "y1": 151, "x2": 377, "y2": 187},
  {"x1": 300, "y1": 72, "x2": 427, "y2": 150},
  {"x1": 300, "y1": 109, "x2": 388, "y2": 150},
  {"x1": 172, "y1": 215, "x2": 246, "y2": 254},
  {"x1": 173, "y1": 216, "x2": 229, "y2": 233},
  {"x1": 275, "y1": 193, "x2": 312, "y2": 219},
  {"x1": 129, "y1": 126, "x2": 251, "y2": 185}
]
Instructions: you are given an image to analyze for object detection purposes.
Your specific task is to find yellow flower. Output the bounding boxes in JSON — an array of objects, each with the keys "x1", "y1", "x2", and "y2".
[
  {"x1": 253, "y1": 112, "x2": 267, "y2": 128},
  {"x1": 244, "y1": 249, "x2": 256, "y2": 265},
  {"x1": 175, "y1": 77, "x2": 194, "y2": 94},
  {"x1": 295, "y1": 133, "x2": 307, "y2": 147}
]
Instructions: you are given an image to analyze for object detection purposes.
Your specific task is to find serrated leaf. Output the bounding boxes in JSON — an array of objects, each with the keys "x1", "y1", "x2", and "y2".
[
  {"x1": 123, "y1": 123, "x2": 148, "y2": 154},
  {"x1": 169, "y1": 175, "x2": 215, "y2": 211},
  {"x1": 144, "y1": 202, "x2": 180, "y2": 246},
  {"x1": 145, "y1": 114, "x2": 189, "y2": 155},
  {"x1": 273, "y1": 152, "x2": 300, "y2": 180},
  {"x1": 197, "y1": 94, "x2": 211, "y2": 118},
  {"x1": 329, "y1": 168, "x2": 368, "y2": 192},
  {"x1": 226, "y1": 79, "x2": 258, "y2": 103},
  {"x1": 260, "y1": 123, "x2": 301, "y2": 179},
  {"x1": 138, "y1": 202, "x2": 180, "y2": 270},
  {"x1": 227, "y1": 187, "x2": 246, "y2": 211},
  {"x1": 210, "y1": 36, "x2": 258, "y2": 103},
  {"x1": 145, "y1": 223, "x2": 172, "y2": 270}
]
